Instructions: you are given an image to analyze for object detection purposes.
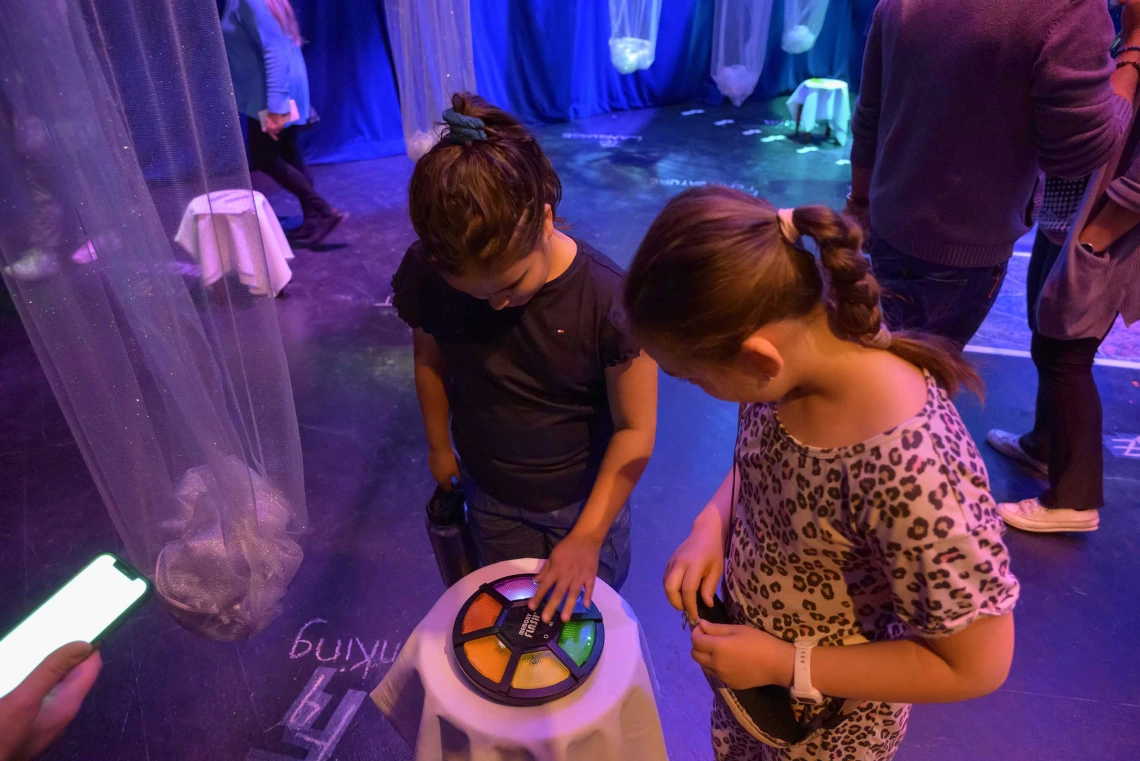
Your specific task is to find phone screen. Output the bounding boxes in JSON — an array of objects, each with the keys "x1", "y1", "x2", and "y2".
[{"x1": 0, "y1": 553, "x2": 150, "y2": 698}]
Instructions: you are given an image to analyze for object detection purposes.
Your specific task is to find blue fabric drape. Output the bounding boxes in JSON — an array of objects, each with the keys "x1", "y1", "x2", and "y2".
[
  {"x1": 287, "y1": 0, "x2": 869, "y2": 164},
  {"x1": 293, "y1": 0, "x2": 404, "y2": 163},
  {"x1": 471, "y1": 0, "x2": 714, "y2": 124}
]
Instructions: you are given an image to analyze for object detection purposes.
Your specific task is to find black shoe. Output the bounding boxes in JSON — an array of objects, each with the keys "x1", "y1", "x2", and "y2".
[
  {"x1": 285, "y1": 220, "x2": 315, "y2": 242},
  {"x1": 294, "y1": 210, "x2": 347, "y2": 248}
]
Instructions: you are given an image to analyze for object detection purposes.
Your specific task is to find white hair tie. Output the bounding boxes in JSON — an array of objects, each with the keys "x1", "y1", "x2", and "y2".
[
  {"x1": 777, "y1": 208, "x2": 799, "y2": 243},
  {"x1": 863, "y1": 325, "x2": 893, "y2": 350}
]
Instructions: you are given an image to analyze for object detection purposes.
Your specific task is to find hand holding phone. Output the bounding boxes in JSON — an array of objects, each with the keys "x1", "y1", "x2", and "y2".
[{"x1": 0, "y1": 643, "x2": 102, "y2": 761}]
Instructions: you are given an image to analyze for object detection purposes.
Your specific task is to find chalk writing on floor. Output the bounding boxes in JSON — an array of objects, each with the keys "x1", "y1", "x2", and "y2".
[
  {"x1": 653, "y1": 178, "x2": 761, "y2": 197},
  {"x1": 742, "y1": 129, "x2": 763, "y2": 136},
  {"x1": 561, "y1": 132, "x2": 643, "y2": 148},
  {"x1": 714, "y1": 119, "x2": 734, "y2": 126},
  {"x1": 681, "y1": 109, "x2": 705, "y2": 116},
  {"x1": 289, "y1": 618, "x2": 402, "y2": 680},
  {"x1": 246, "y1": 667, "x2": 366, "y2": 761},
  {"x1": 1104, "y1": 434, "x2": 1140, "y2": 459}
]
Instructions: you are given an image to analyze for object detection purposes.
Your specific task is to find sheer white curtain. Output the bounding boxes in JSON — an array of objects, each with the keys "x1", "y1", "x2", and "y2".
[
  {"x1": 609, "y1": 0, "x2": 662, "y2": 74},
  {"x1": 384, "y1": 0, "x2": 478, "y2": 160},
  {"x1": 782, "y1": 0, "x2": 829, "y2": 54},
  {"x1": 712, "y1": 0, "x2": 775, "y2": 107},
  {"x1": 0, "y1": 0, "x2": 305, "y2": 640}
]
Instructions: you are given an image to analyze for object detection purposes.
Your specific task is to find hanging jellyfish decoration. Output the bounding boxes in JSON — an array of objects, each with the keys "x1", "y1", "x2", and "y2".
[
  {"x1": 0, "y1": 0, "x2": 307, "y2": 641},
  {"x1": 782, "y1": 0, "x2": 830, "y2": 55},
  {"x1": 712, "y1": 0, "x2": 775, "y2": 107},
  {"x1": 608, "y1": 0, "x2": 662, "y2": 74},
  {"x1": 385, "y1": 0, "x2": 478, "y2": 160}
]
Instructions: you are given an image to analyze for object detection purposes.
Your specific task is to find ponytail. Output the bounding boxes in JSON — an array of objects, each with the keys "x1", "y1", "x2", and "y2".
[
  {"x1": 793, "y1": 206, "x2": 982, "y2": 398},
  {"x1": 625, "y1": 186, "x2": 983, "y2": 399}
]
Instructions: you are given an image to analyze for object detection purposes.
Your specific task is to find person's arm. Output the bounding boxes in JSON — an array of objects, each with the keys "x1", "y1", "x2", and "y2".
[
  {"x1": 412, "y1": 329, "x2": 459, "y2": 489},
  {"x1": 692, "y1": 612, "x2": 1014, "y2": 703},
  {"x1": 238, "y1": 0, "x2": 292, "y2": 132},
  {"x1": 1079, "y1": 137, "x2": 1140, "y2": 252},
  {"x1": 532, "y1": 352, "x2": 658, "y2": 622},
  {"x1": 848, "y1": 5, "x2": 883, "y2": 190},
  {"x1": 0, "y1": 643, "x2": 102, "y2": 761},
  {"x1": 663, "y1": 462, "x2": 737, "y2": 625},
  {"x1": 844, "y1": 6, "x2": 882, "y2": 232},
  {"x1": 1032, "y1": 0, "x2": 1140, "y2": 179}
]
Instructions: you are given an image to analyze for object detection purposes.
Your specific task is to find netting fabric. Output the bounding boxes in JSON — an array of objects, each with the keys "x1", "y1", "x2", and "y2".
[
  {"x1": 712, "y1": 0, "x2": 775, "y2": 107},
  {"x1": 609, "y1": 0, "x2": 663, "y2": 75},
  {"x1": 782, "y1": 0, "x2": 830, "y2": 55},
  {"x1": 384, "y1": 0, "x2": 479, "y2": 160},
  {"x1": 0, "y1": 0, "x2": 306, "y2": 640}
]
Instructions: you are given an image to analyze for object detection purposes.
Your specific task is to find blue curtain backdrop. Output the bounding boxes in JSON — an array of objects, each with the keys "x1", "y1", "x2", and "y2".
[{"x1": 290, "y1": 0, "x2": 871, "y2": 164}]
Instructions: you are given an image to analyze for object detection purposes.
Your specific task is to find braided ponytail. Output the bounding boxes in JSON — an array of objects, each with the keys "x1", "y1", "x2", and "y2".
[{"x1": 793, "y1": 205, "x2": 982, "y2": 397}]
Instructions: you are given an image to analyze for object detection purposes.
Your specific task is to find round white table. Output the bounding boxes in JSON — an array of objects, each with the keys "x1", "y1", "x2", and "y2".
[
  {"x1": 174, "y1": 189, "x2": 294, "y2": 297},
  {"x1": 371, "y1": 558, "x2": 668, "y2": 761},
  {"x1": 786, "y1": 78, "x2": 851, "y2": 146}
]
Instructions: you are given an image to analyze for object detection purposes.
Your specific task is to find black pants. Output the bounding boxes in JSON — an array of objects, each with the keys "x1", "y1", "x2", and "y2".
[
  {"x1": 246, "y1": 119, "x2": 330, "y2": 220},
  {"x1": 1022, "y1": 230, "x2": 1107, "y2": 511},
  {"x1": 870, "y1": 235, "x2": 1009, "y2": 349}
]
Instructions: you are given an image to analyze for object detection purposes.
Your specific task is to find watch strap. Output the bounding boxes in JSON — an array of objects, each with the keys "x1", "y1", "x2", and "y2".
[{"x1": 792, "y1": 639, "x2": 823, "y2": 704}]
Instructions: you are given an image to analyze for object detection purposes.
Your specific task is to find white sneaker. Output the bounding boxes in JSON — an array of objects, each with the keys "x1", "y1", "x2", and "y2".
[
  {"x1": 998, "y1": 498, "x2": 1099, "y2": 533},
  {"x1": 986, "y1": 429, "x2": 1048, "y2": 477}
]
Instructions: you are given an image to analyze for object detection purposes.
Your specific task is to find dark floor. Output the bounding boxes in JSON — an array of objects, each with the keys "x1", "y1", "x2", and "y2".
[{"x1": 2, "y1": 99, "x2": 1140, "y2": 761}]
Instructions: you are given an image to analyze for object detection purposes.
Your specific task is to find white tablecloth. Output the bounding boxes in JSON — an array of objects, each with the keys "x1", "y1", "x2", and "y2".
[
  {"x1": 786, "y1": 78, "x2": 851, "y2": 146},
  {"x1": 174, "y1": 189, "x2": 293, "y2": 297},
  {"x1": 372, "y1": 558, "x2": 668, "y2": 761}
]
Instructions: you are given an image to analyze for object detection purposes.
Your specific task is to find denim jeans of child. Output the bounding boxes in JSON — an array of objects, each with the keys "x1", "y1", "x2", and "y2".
[{"x1": 461, "y1": 473, "x2": 631, "y2": 591}]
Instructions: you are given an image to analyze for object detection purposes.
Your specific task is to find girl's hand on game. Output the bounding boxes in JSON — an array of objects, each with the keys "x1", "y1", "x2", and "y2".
[
  {"x1": 531, "y1": 531, "x2": 602, "y2": 623},
  {"x1": 428, "y1": 446, "x2": 460, "y2": 490},
  {"x1": 663, "y1": 519, "x2": 724, "y2": 625},
  {"x1": 690, "y1": 620, "x2": 794, "y2": 691}
]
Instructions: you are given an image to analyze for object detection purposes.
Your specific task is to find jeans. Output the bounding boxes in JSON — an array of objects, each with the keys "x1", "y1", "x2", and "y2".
[
  {"x1": 461, "y1": 474, "x2": 631, "y2": 591},
  {"x1": 246, "y1": 119, "x2": 331, "y2": 220},
  {"x1": 869, "y1": 236, "x2": 1009, "y2": 348},
  {"x1": 1021, "y1": 231, "x2": 1107, "y2": 511}
]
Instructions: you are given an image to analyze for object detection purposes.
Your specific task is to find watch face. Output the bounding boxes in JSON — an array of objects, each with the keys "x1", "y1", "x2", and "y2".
[{"x1": 452, "y1": 574, "x2": 605, "y2": 706}]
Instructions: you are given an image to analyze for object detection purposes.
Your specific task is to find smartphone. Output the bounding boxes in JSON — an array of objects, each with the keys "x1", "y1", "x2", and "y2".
[{"x1": 0, "y1": 552, "x2": 151, "y2": 698}]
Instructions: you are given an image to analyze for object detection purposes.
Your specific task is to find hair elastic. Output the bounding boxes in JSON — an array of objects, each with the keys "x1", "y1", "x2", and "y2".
[
  {"x1": 776, "y1": 208, "x2": 800, "y2": 243},
  {"x1": 442, "y1": 108, "x2": 487, "y2": 144},
  {"x1": 863, "y1": 324, "x2": 892, "y2": 350}
]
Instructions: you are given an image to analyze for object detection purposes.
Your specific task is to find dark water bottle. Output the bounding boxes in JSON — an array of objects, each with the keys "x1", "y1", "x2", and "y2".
[{"x1": 425, "y1": 485, "x2": 479, "y2": 587}]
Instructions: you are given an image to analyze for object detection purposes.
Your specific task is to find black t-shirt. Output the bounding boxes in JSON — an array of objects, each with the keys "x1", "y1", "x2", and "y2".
[{"x1": 392, "y1": 239, "x2": 640, "y2": 512}]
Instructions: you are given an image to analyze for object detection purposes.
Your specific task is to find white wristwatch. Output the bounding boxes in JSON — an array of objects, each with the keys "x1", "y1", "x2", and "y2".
[{"x1": 791, "y1": 638, "x2": 823, "y2": 704}]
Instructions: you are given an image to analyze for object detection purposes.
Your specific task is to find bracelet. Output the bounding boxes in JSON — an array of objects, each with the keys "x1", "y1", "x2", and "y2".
[
  {"x1": 1114, "y1": 45, "x2": 1140, "y2": 59},
  {"x1": 1117, "y1": 60, "x2": 1140, "y2": 77},
  {"x1": 845, "y1": 192, "x2": 869, "y2": 208}
]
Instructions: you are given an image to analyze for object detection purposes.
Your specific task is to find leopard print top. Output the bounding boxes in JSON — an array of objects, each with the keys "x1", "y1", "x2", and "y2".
[{"x1": 724, "y1": 372, "x2": 1019, "y2": 648}]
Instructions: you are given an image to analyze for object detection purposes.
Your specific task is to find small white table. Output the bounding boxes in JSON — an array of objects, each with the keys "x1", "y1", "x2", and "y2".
[
  {"x1": 174, "y1": 189, "x2": 294, "y2": 297},
  {"x1": 786, "y1": 78, "x2": 851, "y2": 146},
  {"x1": 372, "y1": 558, "x2": 668, "y2": 761}
]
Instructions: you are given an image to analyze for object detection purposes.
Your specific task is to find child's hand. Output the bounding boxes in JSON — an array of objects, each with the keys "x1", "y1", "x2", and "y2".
[
  {"x1": 428, "y1": 447, "x2": 460, "y2": 490},
  {"x1": 530, "y1": 531, "x2": 602, "y2": 623},
  {"x1": 690, "y1": 620, "x2": 794, "y2": 691},
  {"x1": 664, "y1": 521, "x2": 724, "y2": 625}
]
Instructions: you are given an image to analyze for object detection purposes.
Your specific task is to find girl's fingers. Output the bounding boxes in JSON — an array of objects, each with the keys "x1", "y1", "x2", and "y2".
[
  {"x1": 700, "y1": 564, "x2": 720, "y2": 607},
  {"x1": 663, "y1": 562, "x2": 687, "y2": 612},
  {"x1": 530, "y1": 565, "x2": 556, "y2": 612},
  {"x1": 541, "y1": 579, "x2": 571, "y2": 623},
  {"x1": 680, "y1": 568, "x2": 705, "y2": 624},
  {"x1": 691, "y1": 649, "x2": 714, "y2": 669}
]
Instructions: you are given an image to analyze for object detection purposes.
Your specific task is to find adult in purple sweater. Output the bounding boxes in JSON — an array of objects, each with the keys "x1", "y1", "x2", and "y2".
[{"x1": 847, "y1": 0, "x2": 1140, "y2": 348}]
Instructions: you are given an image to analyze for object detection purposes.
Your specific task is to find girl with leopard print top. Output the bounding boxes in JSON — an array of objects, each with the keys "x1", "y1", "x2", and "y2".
[{"x1": 624, "y1": 186, "x2": 1020, "y2": 761}]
